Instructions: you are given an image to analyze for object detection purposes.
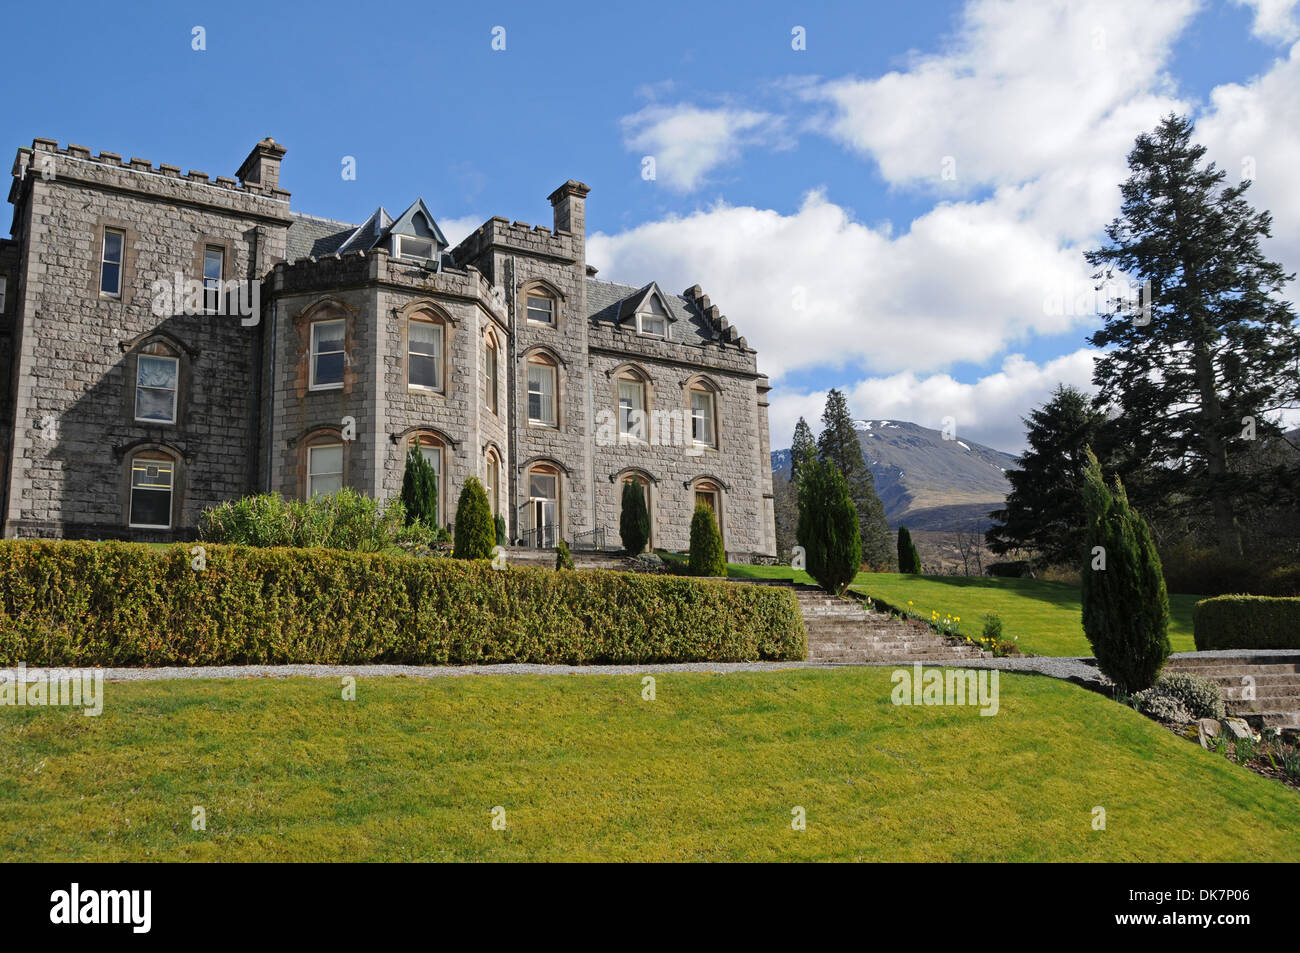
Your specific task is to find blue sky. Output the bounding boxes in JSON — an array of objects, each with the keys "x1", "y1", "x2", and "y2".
[{"x1": 4, "y1": 0, "x2": 1298, "y2": 452}]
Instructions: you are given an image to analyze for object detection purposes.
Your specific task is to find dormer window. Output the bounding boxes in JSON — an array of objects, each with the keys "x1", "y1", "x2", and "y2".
[
  {"x1": 396, "y1": 235, "x2": 436, "y2": 261},
  {"x1": 637, "y1": 296, "x2": 669, "y2": 338}
]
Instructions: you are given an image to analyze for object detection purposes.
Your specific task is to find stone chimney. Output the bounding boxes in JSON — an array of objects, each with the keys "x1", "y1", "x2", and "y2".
[
  {"x1": 548, "y1": 179, "x2": 590, "y2": 259},
  {"x1": 236, "y1": 137, "x2": 287, "y2": 192}
]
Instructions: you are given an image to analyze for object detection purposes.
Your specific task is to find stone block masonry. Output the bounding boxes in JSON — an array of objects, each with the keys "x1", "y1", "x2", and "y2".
[{"x1": 0, "y1": 137, "x2": 775, "y2": 559}]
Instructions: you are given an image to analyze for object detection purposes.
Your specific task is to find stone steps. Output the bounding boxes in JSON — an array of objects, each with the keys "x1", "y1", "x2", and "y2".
[
  {"x1": 1165, "y1": 653, "x2": 1300, "y2": 729},
  {"x1": 786, "y1": 583, "x2": 985, "y2": 664}
]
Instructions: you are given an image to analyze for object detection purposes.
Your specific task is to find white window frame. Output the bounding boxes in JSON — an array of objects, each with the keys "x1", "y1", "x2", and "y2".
[
  {"x1": 310, "y1": 319, "x2": 346, "y2": 391},
  {"x1": 486, "y1": 453, "x2": 500, "y2": 517},
  {"x1": 396, "y1": 235, "x2": 436, "y2": 261},
  {"x1": 618, "y1": 378, "x2": 646, "y2": 439},
  {"x1": 407, "y1": 319, "x2": 444, "y2": 391},
  {"x1": 690, "y1": 389, "x2": 716, "y2": 448},
  {"x1": 128, "y1": 454, "x2": 175, "y2": 529},
  {"x1": 526, "y1": 293, "x2": 555, "y2": 326},
  {"x1": 0, "y1": 275, "x2": 7, "y2": 313},
  {"x1": 307, "y1": 443, "x2": 345, "y2": 498},
  {"x1": 485, "y1": 336, "x2": 499, "y2": 414},
  {"x1": 101, "y1": 228, "x2": 124, "y2": 297},
  {"x1": 203, "y1": 245, "x2": 225, "y2": 314},
  {"x1": 527, "y1": 360, "x2": 557, "y2": 426},
  {"x1": 134, "y1": 354, "x2": 180, "y2": 424}
]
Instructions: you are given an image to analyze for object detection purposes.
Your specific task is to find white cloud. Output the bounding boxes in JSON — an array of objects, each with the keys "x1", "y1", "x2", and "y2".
[
  {"x1": 437, "y1": 215, "x2": 484, "y2": 249},
  {"x1": 620, "y1": 104, "x2": 783, "y2": 192},
  {"x1": 589, "y1": 188, "x2": 1104, "y2": 381},
  {"x1": 809, "y1": 0, "x2": 1196, "y2": 191},
  {"x1": 1232, "y1": 0, "x2": 1300, "y2": 41},
  {"x1": 766, "y1": 350, "x2": 1099, "y2": 456},
  {"x1": 1197, "y1": 39, "x2": 1300, "y2": 283}
]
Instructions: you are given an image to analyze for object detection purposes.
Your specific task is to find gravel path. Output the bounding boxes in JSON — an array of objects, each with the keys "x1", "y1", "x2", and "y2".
[{"x1": 11, "y1": 654, "x2": 1113, "y2": 691}]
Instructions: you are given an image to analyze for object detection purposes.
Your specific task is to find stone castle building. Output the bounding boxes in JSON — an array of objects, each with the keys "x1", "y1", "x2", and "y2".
[{"x1": 0, "y1": 137, "x2": 777, "y2": 559}]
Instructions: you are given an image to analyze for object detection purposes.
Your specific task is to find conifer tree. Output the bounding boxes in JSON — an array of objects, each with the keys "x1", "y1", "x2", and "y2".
[
  {"x1": 897, "y1": 525, "x2": 922, "y2": 575},
  {"x1": 1087, "y1": 114, "x2": 1300, "y2": 555},
  {"x1": 452, "y1": 477, "x2": 495, "y2": 560},
  {"x1": 619, "y1": 480, "x2": 651, "y2": 555},
  {"x1": 796, "y1": 457, "x2": 862, "y2": 594},
  {"x1": 1080, "y1": 448, "x2": 1171, "y2": 694},
  {"x1": 400, "y1": 445, "x2": 439, "y2": 526},
  {"x1": 816, "y1": 389, "x2": 893, "y2": 570}
]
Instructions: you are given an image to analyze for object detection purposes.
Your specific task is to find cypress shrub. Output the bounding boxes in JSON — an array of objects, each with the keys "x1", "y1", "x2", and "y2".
[
  {"x1": 619, "y1": 481, "x2": 651, "y2": 555},
  {"x1": 494, "y1": 514, "x2": 508, "y2": 547},
  {"x1": 555, "y1": 540, "x2": 575, "y2": 571},
  {"x1": 897, "y1": 526, "x2": 922, "y2": 575},
  {"x1": 796, "y1": 457, "x2": 862, "y2": 594},
  {"x1": 0, "y1": 540, "x2": 806, "y2": 665},
  {"x1": 688, "y1": 504, "x2": 726, "y2": 577},
  {"x1": 1080, "y1": 447, "x2": 1170, "y2": 694},
  {"x1": 400, "y1": 445, "x2": 439, "y2": 526},
  {"x1": 453, "y1": 478, "x2": 495, "y2": 560}
]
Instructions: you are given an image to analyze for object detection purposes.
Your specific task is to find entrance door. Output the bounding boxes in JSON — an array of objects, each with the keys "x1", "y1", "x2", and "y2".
[{"x1": 528, "y1": 468, "x2": 558, "y2": 548}]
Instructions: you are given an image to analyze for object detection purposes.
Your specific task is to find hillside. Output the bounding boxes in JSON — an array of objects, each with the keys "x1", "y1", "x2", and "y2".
[{"x1": 772, "y1": 419, "x2": 1018, "y2": 531}]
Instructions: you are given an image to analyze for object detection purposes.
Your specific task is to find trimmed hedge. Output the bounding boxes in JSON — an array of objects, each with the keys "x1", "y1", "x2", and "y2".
[
  {"x1": 0, "y1": 540, "x2": 805, "y2": 666},
  {"x1": 1193, "y1": 595, "x2": 1300, "y2": 650}
]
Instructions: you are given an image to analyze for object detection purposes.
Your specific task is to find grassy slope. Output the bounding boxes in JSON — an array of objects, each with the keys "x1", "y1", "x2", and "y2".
[
  {"x1": 2, "y1": 669, "x2": 1295, "y2": 862},
  {"x1": 724, "y1": 565, "x2": 1197, "y2": 657}
]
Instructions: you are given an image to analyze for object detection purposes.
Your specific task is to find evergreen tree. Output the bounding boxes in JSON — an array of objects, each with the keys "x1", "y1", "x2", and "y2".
[
  {"x1": 400, "y1": 445, "x2": 439, "y2": 526},
  {"x1": 790, "y1": 416, "x2": 816, "y2": 485},
  {"x1": 816, "y1": 389, "x2": 893, "y2": 569},
  {"x1": 619, "y1": 480, "x2": 651, "y2": 555},
  {"x1": 987, "y1": 384, "x2": 1107, "y2": 567},
  {"x1": 772, "y1": 472, "x2": 799, "y2": 562},
  {"x1": 1086, "y1": 114, "x2": 1300, "y2": 555},
  {"x1": 1080, "y1": 448, "x2": 1171, "y2": 694},
  {"x1": 555, "y1": 539, "x2": 575, "y2": 570},
  {"x1": 688, "y1": 503, "x2": 727, "y2": 577},
  {"x1": 494, "y1": 514, "x2": 508, "y2": 547},
  {"x1": 897, "y1": 525, "x2": 922, "y2": 575},
  {"x1": 452, "y1": 477, "x2": 495, "y2": 559},
  {"x1": 796, "y1": 457, "x2": 862, "y2": 594}
]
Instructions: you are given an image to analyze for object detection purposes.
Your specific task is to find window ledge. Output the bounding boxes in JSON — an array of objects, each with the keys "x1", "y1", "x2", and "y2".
[{"x1": 309, "y1": 383, "x2": 345, "y2": 392}]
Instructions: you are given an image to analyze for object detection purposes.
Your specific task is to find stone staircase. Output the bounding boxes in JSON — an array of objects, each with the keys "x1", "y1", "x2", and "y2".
[
  {"x1": 789, "y1": 584, "x2": 986, "y2": 664},
  {"x1": 500, "y1": 547, "x2": 632, "y2": 571},
  {"x1": 1165, "y1": 652, "x2": 1300, "y2": 730}
]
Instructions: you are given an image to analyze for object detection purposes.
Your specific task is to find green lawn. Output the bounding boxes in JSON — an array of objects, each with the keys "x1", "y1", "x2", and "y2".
[
  {"x1": 2, "y1": 669, "x2": 1295, "y2": 861},
  {"x1": 723, "y1": 565, "x2": 1198, "y2": 657}
]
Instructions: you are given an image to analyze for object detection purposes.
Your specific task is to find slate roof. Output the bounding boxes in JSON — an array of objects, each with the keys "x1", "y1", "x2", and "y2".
[
  {"x1": 285, "y1": 212, "x2": 356, "y2": 261},
  {"x1": 586, "y1": 278, "x2": 715, "y2": 346}
]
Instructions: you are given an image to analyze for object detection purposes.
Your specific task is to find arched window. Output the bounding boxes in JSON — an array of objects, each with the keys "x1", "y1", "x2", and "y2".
[
  {"x1": 129, "y1": 450, "x2": 177, "y2": 528},
  {"x1": 134, "y1": 340, "x2": 180, "y2": 424},
  {"x1": 526, "y1": 462, "x2": 561, "y2": 548},
  {"x1": 686, "y1": 379, "x2": 720, "y2": 449},
  {"x1": 485, "y1": 448, "x2": 501, "y2": 518},
  {"x1": 309, "y1": 316, "x2": 346, "y2": 390},
  {"x1": 622, "y1": 470, "x2": 653, "y2": 550},
  {"x1": 306, "y1": 437, "x2": 344, "y2": 498},
  {"x1": 526, "y1": 353, "x2": 559, "y2": 426},
  {"x1": 408, "y1": 432, "x2": 446, "y2": 522},
  {"x1": 485, "y1": 331, "x2": 499, "y2": 415},
  {"x1": 407, "y1": 311, "x2": 445, "y2": 391},
  {"x1": 692, "y1": 479, "x2": 723, "y2": 545},
  {"x1": 616, "y1": 367, "x2": 649, "y2": 441},
  {"x1": 525, "y1": 287, "x2": 556, "y2": 326}
]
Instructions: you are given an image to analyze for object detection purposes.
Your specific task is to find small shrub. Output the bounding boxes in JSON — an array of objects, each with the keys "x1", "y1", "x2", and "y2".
[
  {"x1": 555, "y1": 540, "x2": 575, "y2": 571},
  {"x1": 982, "y1": 613, "x2": 1004, "y2": 642},
  {"x1": 1131, "y1": 672, "x2": 1225, "y2": 723},
  {"x1": 494, "y1": 515, "x2": 508, "y2": 547},
  {"x1": 619, "y1": 481, "x2": 651, "y2": 555},
  {"x1": 1235, "y1": 734, "x2": 1258, "y2": 765},
  {"x1": 1080, "y1": 448, "x2": 1170, "y2": 694},
  {"x1": 688, "y1": 504, "x2": 727, "y2": 577},
  {"x1": 897, "y1": 526, "x2": 922, "y2": 575},
  {"x1": 1131, "y1": 691, "x2": 1193, "y2": 724},
  {"x1": 1281, "y1": 747, "x2": 1300, "y2": 781},
  {"x1": 452, "y1": 478, "x2": 495, "y2": 560},
  {"x1": 796, "y1": 457, "x2": 861, "y2": 593},
  {"x1": 400, "y1": 445, "x2": 439, "y2": 526},
  {"x1": 199, "y1": 489, "x2": 425, "y2": 553},
  {"x1": 1193, "y1": 595, "x2": 1300, "y2": 650}
]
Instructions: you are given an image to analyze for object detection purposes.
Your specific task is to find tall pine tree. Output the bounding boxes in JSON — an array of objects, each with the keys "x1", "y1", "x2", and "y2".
[
  {"x1": 1087, "y1": 114, "x2": 1300, "y2": 555},
  {"x1": 790, "y1": 417, "x2": 816, "y2": 485},
  {"x1": 987, "y1": 384, "x2": 1107, "y2": 567},
  {"x1": 816, "y1": 389, "x2": 893, "y2": 570}
]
